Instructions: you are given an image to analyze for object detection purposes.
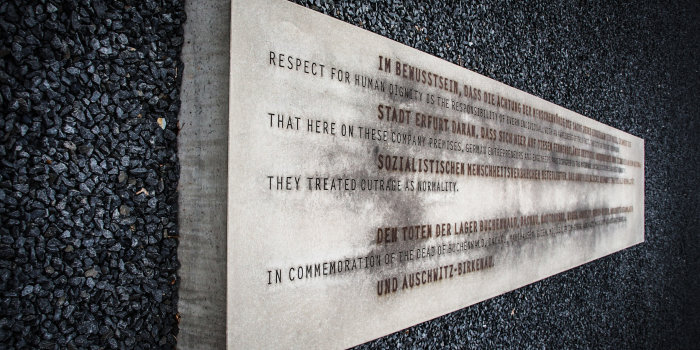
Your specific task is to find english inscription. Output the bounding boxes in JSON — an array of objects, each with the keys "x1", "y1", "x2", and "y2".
[{"x1": 228, "y1": 1, "x2": 645, "y2": 349}]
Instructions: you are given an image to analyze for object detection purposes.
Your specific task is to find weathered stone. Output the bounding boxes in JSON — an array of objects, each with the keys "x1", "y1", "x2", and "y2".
[{"x1": 226, "y1": 1, "x2": 644, "y2": 348}]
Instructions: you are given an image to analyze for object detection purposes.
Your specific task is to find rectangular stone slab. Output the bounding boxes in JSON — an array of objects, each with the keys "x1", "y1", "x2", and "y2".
[{"x1": 228, "y1": 1, "x2": 645, "y2": 348}]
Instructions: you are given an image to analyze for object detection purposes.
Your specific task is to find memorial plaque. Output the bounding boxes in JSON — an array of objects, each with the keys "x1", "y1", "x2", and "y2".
[{"x1": 227, "y1": 1, "x2": 645, "y2": 348}]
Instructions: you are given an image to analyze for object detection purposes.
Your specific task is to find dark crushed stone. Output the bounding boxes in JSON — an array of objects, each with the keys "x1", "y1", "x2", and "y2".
[
  {"x1": 291, "y1": 0, "x2": 700, "y2": 349},
  {"x1": 0, "y1": 0, "x2": 184, "y2": 348}
]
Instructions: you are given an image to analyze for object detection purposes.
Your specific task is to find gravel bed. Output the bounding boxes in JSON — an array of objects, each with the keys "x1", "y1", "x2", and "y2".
[{"x1": 0, "y1": 1, "x2": 184, "y2": 348}]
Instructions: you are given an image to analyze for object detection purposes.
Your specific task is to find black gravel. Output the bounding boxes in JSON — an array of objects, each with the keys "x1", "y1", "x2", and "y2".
[
  {"x1": 0, "y1": 1, "x2": 184, "y2": 349},
  {"x1": 290, "y1": 0, "x2": 700, "y2": 349},
  {"x1": 1, "y1": 0, "x2": 698, "y2": 349}
]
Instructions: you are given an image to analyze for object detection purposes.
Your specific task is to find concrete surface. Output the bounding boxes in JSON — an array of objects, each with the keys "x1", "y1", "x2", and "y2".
[{"x1": 176, "y1": 0, "x2": 229, "y2": 348}]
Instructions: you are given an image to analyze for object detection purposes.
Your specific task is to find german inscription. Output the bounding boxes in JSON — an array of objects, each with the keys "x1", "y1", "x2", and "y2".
[{"x1": 228, "y1": 1, "x2": 645, "y2": 349}]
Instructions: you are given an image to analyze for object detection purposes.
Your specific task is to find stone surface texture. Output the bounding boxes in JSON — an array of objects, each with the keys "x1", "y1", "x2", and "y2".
[
  {"x1": 287, "y1": 1, "x2": 700, "y2": 349},
  {"x1": 0, "y1": 0, "x2": 184, "y2": 348},
  {"x1": 227, "y1": 1, "x2": 644, "y2": 348}
]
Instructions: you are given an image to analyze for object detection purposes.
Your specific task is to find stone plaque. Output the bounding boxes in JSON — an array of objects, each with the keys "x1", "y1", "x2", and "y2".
[{"x1": 227, "y1": 1, "x2": 645, "y2": 348}]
